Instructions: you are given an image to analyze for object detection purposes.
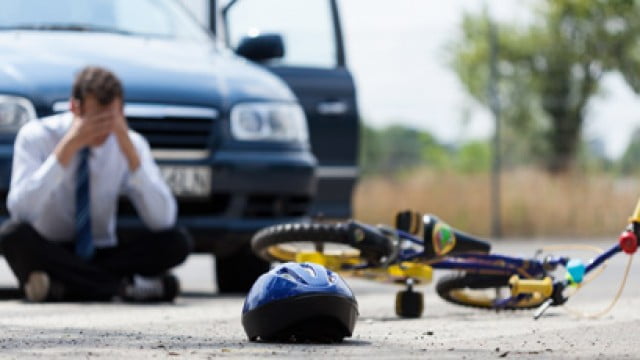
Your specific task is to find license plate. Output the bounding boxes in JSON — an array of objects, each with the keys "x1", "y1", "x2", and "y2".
[{"x1": 159, "y1": 166, "x2": 212, "y2": 197}]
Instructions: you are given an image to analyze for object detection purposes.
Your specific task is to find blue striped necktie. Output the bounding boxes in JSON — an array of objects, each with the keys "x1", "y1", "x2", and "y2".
[{"x1": 75, "y1": 147, "x2": 94, "y2": 259}]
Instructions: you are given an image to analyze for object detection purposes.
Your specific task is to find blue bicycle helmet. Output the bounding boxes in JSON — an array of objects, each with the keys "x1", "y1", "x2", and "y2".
[{"x1": 242, "y1": 262, "x2": 358, "y2": 342}]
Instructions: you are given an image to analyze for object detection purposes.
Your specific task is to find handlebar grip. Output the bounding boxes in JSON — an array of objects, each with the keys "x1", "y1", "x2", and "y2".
[
  {"x1": 346, "y1": 221, "x2": 395, "y2": 265},
  {"x1": 509, "y1": 275, "x2": 553, "y2": 297}
]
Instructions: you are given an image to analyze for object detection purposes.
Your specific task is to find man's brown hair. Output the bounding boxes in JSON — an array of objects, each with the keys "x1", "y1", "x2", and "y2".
[{"x1": 72, "y1": 66, "x2": 124, "y2": 105}]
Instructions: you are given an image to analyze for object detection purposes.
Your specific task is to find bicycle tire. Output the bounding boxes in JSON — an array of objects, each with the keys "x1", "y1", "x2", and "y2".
[
  {"x1": 436, "y1": 273, "x2": 547, "y2": 310},
  {"x1": 251, "y1": 222, "x2": 394, "y2": 265}
]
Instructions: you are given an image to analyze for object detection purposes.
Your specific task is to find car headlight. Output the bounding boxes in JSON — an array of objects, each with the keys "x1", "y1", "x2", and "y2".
[
  {"x1": 0, "y1": 95, "x2": 36, "y2": 132},
  {"x1": 230, "y1": 103, "x2": 308, "y2": 142}
]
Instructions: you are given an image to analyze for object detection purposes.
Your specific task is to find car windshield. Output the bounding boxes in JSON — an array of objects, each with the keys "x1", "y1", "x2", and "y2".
[{"x1": 0, "y1": 0, "x2": 210, "y2": 41}]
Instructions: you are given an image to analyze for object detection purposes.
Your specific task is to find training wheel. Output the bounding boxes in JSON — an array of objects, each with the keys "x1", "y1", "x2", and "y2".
[{"x1": 395, "y1": 279, "x2": 424, "y2": 318}]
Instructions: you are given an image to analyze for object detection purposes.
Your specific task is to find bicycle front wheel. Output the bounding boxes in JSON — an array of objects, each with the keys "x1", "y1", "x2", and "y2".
[{"x1": 251, "y1": 221, "x2": 395, "y2": 268}]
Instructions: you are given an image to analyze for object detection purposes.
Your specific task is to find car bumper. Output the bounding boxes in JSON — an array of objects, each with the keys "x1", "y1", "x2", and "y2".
[{"x1": 0, "y1": 147, "x2": 317, "y2": 257}]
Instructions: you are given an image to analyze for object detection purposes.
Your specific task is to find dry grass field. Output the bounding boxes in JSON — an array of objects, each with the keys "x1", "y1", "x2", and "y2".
[{"x1": 353, "y1": 168, "x2": 640, "y2": 237}]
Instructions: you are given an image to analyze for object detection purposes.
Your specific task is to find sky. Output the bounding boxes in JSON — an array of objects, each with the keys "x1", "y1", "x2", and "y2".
[{"x1": 181, "y1": 0, "x2": 640, "y2": 159}]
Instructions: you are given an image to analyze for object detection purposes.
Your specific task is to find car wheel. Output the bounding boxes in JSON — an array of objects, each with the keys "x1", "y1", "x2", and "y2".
[{"x1": 216, "y1": 245, "x2": 270, "y2": 294}]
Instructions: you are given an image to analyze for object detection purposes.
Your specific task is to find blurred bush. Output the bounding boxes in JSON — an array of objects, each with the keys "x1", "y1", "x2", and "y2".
[{"x1": 354, "y1": 167, "x2": 638, "y2": 237}]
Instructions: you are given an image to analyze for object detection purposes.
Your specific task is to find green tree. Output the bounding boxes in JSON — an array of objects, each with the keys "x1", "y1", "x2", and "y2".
[
  {"x1": 455, "y1": 141, "x2": 491, "y2": 173},
  {"x1": 359, "y1": 122, "x2": 384, "y2": 174},
  {"x1": 380, "y1": 125, "x2": 425, "y2": 173},
  {"x1": 359, "y1": 123, "x2": 453, "y2": 175},
  {"x1": 452, "y1": 0, "x2": 640, "y2": 172}
]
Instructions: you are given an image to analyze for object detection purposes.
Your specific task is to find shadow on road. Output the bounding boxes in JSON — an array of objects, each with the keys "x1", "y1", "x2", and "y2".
[
  {"x1": 0, "y1": 288, "x2": 245, "y2": 301},
  {"x1": 0, "y1": 286, "x2": 21, "y2": 300},
  {"x1": 249, "y1": 339, "x2": 372, "y2": 346},
  {"x1": 359, "y1": 316, "x2": 426, "y2": 322}
]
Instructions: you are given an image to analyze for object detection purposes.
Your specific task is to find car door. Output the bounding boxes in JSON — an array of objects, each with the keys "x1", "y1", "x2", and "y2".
[{"x1": 223, "y1": 0, "x2": 359, "y2": 219}]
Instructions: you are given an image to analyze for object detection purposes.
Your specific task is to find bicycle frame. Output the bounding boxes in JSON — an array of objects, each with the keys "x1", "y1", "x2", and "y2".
[
  {"x1": 392, "y1": 228, "x2": 624, "y2": 279},
  {"x1": 431, "y1": 243, "x2": 623, "y2": 279}
]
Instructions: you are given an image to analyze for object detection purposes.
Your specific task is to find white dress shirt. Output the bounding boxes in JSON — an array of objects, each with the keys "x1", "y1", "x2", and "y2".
[{"x1": 7, "y1": 112, "x2": 177, "y2": 248}]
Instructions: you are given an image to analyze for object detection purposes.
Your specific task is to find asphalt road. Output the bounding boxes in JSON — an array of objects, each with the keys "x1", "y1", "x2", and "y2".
[{"x1": 0, "y1": 238, "x2": 639, "y2": 359}]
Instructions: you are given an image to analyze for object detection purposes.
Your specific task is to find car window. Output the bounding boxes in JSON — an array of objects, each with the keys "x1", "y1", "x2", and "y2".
[
  {"x1": 226, "y1": 0, "x2": 337, "y2": 68},
  {"x1": 0, "y1": 0, "x2": 209, "y2": 42}
]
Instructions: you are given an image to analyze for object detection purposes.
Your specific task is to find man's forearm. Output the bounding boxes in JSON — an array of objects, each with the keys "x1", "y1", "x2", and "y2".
[
  {"x1": 54, "y1": 133, "x2": 81, "y2": 167},
  {"x1": 115, "y1": 127, "x2": 141, "y2": 171},
  {"x1": 126, "y1": 177, "x2": 177, "y2": 230},
  {"x1": 121, "y1": 129, "x2": 176, "y2": 230}
]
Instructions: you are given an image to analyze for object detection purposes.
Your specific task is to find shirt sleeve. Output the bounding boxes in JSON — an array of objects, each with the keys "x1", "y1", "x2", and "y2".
[
  {"x1": 7, "y1": 124, "x2": 69, "y2": 222},
  {"x1": 121, "y1": 132, "x2": 177, "y2": 231}
]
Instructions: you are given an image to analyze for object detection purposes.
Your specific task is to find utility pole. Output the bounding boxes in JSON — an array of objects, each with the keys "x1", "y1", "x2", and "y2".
[
  {"x1": 487, "y1": 7, "x2": 502, "y2": 238},
  {"x1": 209, "y1": 0, "x2": 217, "y2": 33}
]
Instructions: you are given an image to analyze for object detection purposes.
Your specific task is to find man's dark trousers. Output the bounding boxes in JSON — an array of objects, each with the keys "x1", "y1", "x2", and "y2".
[{"x1": 0, "y1": 221, "x2": 192, "y2": 301}]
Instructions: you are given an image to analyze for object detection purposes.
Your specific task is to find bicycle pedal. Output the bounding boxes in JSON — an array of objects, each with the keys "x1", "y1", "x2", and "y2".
[{"x1": 533, "y1": 299, "x2": 554, "y2": 320}]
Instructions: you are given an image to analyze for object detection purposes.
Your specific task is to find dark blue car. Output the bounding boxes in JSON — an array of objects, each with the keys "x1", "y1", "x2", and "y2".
[{"x1": 0, "y1": 0, "x2": 359, "y2": 291}]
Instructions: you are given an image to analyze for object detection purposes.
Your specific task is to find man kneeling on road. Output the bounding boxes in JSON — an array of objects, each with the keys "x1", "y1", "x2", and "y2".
[{"x1": 0, "y1": 66, "x2": 191, "y2": 302}]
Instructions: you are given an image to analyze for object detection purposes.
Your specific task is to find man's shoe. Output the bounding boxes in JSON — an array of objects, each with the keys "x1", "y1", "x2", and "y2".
[
  {"x1": 24, "y1": 271, "x2": 49, "y2": 302},
  {"x1": 24, "y1": 271, "x2": 64, "y2": 302},
  {"x1": 122, "y1": 274, "x2": 180, "y2": 303}
]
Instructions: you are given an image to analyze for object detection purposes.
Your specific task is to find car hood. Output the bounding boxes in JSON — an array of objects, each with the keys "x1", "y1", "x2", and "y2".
[{"x1": 0, "y1": 31, "x2": 295, "y2": 114}]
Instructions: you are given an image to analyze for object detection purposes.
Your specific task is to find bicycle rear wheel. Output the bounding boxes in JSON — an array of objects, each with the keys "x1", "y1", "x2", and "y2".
[
  {"x1": 251, "y1": 221, "x2": 395, "y2": 268},
  {"x1": 436, "y1": 273, "x2": 547, "y2": 310}
]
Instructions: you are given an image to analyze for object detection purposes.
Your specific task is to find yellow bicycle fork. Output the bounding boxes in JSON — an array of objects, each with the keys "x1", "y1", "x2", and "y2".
[{"x1": 294, "y1": 251, "x2": 434, "y2": 283}]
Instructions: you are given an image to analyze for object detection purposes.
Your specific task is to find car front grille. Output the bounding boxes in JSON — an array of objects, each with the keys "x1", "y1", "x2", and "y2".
[
  {"x1": 51, "y1": 102, "x2": 218, "y2": 150},
  {"x1": 127, "y1": 117, "x2": 214, "y2": 149}
]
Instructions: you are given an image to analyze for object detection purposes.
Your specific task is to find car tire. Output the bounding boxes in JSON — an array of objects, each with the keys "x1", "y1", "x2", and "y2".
[{"x1": 216, "y1": 245, "x2": 270, "y2": 294}]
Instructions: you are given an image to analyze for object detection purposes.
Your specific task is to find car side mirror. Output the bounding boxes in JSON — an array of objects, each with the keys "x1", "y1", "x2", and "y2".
[{"x1": 236, "y1": 33, "x2": 285, "y2": 63}]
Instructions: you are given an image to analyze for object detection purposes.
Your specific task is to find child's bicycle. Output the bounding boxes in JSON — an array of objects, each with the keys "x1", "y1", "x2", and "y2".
[{"x1": 251, "y1": 203, "x2": 639, "y2": 319}]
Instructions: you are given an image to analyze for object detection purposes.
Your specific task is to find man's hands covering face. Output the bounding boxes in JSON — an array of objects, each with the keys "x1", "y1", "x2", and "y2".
[
  {"x1": 68, "y1": 109, "x2": 117, "y2": 148},
  {"x1": 56, "y1": 103, "x2": 140, "y2": 171}
]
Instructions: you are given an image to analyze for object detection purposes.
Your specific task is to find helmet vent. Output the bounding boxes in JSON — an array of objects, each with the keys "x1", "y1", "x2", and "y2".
[
  {"x1": 300, "y1": 264, "x2": 317, "y2": 277},
  {"x1": 279, "y1": 273, "x2": 296, "y2": 282},
  {"x1": 277, "y1": 267, "x2": 308, "y2": 284}
]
